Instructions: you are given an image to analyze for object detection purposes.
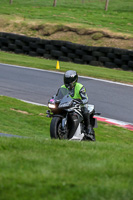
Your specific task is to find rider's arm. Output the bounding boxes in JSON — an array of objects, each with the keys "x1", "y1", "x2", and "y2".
[{"x1": 79, "y1": 86, "x2": 88, "y2": 104}]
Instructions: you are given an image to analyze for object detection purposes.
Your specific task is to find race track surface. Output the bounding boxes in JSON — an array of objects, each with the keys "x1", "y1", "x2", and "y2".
[{"x1": 0, "y1": 63, "x2": 133, "y2": 123}]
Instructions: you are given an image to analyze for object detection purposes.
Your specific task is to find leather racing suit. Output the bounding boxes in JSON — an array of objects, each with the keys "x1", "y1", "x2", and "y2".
[{"x1": 61, "y1": 82, "x2": 94, "y2": 139}]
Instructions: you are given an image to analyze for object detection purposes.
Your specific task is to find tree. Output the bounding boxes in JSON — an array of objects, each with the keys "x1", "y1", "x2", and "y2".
[
  {"x1": 9, "y1": 0, "x2": 13, "y2": 4},
  {"x1": 105, "y1": 0, "x2": 109, "y2": 11},
  {"x1": 53, "y1": 0, "x2": 57, "y2": 7}
]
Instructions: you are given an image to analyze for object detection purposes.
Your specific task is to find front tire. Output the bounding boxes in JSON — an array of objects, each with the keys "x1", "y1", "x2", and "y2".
[{"x1": 50, "y1": 117, "x2": 62, "y2": 139}]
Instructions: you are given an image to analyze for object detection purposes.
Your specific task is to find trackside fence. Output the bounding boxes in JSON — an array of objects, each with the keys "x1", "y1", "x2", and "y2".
[{"x1": 0, "y1": 32, "x2": 133, "y2": 71}]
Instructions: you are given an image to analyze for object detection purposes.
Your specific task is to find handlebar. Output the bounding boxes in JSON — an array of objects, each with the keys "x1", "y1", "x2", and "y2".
[{"x1": 73, "y1": 99, "x2": 82, "y2": 104}]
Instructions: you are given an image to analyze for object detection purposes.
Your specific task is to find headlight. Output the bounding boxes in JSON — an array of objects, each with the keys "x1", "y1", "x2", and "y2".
[{"x1": 48, "y1": 103, "x2": 56, "y2": 109}]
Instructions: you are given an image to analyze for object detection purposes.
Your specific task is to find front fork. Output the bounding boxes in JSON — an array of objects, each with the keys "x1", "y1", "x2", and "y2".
[{"x1": 61, "y1": 114, "x2": 68, "y2": 134}]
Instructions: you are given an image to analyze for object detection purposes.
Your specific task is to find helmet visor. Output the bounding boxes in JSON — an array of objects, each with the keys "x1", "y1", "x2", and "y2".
[{"x1": 64, "y1": 77, "x2": 74, "y2": 85}]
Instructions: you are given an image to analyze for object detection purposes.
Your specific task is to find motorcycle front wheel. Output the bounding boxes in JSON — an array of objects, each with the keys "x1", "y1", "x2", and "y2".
[{"x1": 50, "y1": 117, "x2": 67, "y2": 139}]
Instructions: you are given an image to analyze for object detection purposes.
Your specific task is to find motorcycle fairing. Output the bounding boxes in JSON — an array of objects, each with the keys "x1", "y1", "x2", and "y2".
[
  {"x1": 70, "y1": 124, "x2": 84, "y2": 141},
  {"x1": 67, "y1": 112, "x2": 83, "y2": 139}
]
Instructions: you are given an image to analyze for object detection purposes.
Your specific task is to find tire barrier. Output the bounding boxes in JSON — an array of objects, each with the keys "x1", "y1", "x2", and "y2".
[{"x1": 0, "y1": 32, "x2": 133, "y2": 71}]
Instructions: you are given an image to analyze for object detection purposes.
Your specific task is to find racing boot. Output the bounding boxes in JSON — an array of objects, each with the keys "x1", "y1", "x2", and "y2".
[
  {"x1": 85, "y1": 125, "x2": 95, "y2": 141},
  {"x1": 83, "y1": 112, "x2": 95, "y2": 141}
]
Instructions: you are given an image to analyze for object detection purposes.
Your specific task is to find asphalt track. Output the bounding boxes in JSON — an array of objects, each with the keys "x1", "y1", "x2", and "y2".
[{"x1": 0, "y1": 63, "x2": 133, "y2": 124}]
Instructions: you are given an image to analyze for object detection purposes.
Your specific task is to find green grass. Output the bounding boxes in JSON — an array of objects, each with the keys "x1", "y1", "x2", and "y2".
[
  {"x1": 0, "y1": 2, "x2": 133, "y2": 199},
  {"x1": 0, "y1": 96, "x2": 50, "y2": 137},
  {"x1": 0, "y1": 51, "x2": 133, "y2": 84},
  {"x1": 0, "y1": 0, "x2": 133, "y2": 36},
  {"x1": 0, "y1": 96, "x2": 133, "y2": 200}
]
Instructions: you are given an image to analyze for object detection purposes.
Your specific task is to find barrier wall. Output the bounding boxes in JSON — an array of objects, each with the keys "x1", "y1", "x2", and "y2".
[{"x1": 0, "y1": 32, "x2": 133, "y2": 71}]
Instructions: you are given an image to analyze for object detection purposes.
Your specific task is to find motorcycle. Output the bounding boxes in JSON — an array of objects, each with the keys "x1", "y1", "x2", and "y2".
[{"x1": 46, "y1": 87, "x2": 100, "y2": 141}]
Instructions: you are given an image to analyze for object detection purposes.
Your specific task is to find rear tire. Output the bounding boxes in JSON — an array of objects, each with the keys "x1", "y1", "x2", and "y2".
[
  {"x1": 91, "y1": 129, "x2": 96, "y2": 141},
  {"x1": 82, "y1": 127, "x2": 96, "y2": 141}
]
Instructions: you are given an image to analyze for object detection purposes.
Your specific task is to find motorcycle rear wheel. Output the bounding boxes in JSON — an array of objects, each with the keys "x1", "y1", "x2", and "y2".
[{"x1": 82, "y1": 128, "x2": 96, "y2": 141}]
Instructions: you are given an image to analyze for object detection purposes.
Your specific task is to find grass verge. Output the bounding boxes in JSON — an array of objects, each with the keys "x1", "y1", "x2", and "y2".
[
  {"x1": 0, "y1": 0, "x2": 133, "y2": 36},
  {"x1": 0, "y1": 96, "x2": 133, "y2": 200},
  {"x1": 0, "y1": 51, "x2": 133, "y2": 84},
  {"x1": 0, "y1": 0, "x2": 133, "y2": 49}
]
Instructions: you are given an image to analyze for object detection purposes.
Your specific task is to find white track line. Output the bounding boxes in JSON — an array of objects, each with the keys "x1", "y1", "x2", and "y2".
[
  {"x1": 20, "y1": 99, "x2": 46, "y2": 106},
  {"x1": 1, "y1": 63, "x2": 133, "y2": 87}
]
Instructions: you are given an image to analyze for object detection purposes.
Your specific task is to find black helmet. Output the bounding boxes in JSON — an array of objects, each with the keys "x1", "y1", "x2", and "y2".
[{"x1": 64, "y1": 70, "x2": 78, "y2": 89}]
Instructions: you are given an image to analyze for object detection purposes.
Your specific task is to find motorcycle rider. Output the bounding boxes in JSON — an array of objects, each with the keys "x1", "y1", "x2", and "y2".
[{"x1": 61, "y1": 70, "x2": 95, "y2": 141}]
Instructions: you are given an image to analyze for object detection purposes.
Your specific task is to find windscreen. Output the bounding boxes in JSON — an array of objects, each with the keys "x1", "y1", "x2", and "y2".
[{"x1": 55, "y1": 87, "x2": 68, "y2": 100}]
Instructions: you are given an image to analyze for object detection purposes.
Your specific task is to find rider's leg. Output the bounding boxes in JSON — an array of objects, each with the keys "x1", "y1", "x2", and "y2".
[{"x1": 81, "y1": 105, "x2": 95, "y2": 141}]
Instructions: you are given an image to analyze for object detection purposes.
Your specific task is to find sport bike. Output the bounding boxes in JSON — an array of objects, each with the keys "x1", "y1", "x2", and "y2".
[{"x1": 46, "y1": 87, "x2": 100, "y2": 141}]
